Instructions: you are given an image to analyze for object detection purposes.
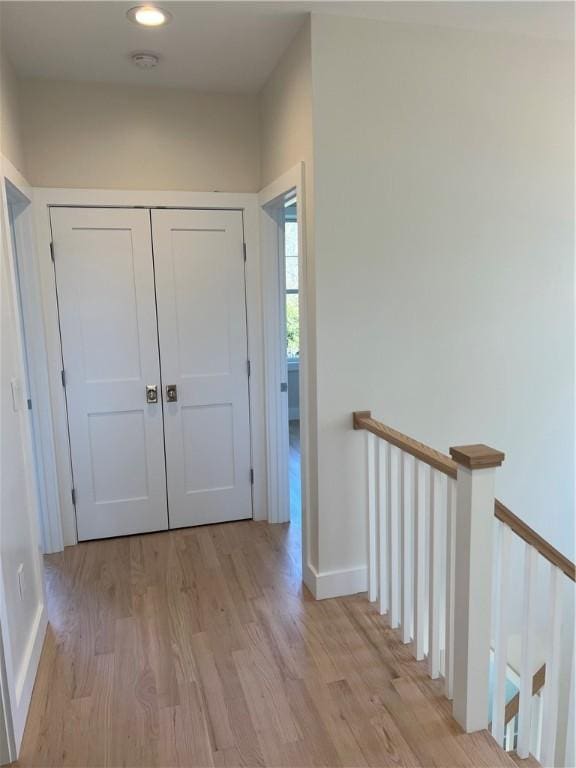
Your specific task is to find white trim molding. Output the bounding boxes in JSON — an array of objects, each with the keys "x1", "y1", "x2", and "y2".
[
  {"x1": 10, "y1": 606, "x2": 47, "y2": 751},
  {"x1": 0, "y1": 153, "x2": 49, "y2": 760},
  {"x1": 304, "y1": 564, "x2": 368, "y2": 601},
  {"x1": 259, "y1": 189, "x2": 290, "y2": 526},
  {"x1": 3, "y1": 176, "x2": 62, "y2": 554}
]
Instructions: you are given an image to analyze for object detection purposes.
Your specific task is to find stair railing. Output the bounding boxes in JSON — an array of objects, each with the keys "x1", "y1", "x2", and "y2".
[
  {"x1": 353, "y1": 411, "x2": 575, "y2": 765},
  {"x1": 492, "y1": 500, "x2": 574, "y2": 764}
]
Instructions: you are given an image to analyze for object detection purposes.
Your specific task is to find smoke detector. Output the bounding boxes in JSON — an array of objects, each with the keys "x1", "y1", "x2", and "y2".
[{"x1": 131, "y1": 52, "x2": 160, "y2": 69}]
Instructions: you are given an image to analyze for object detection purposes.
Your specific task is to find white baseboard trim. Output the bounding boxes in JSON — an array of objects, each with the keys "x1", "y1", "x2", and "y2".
[
  {"x1": 303, "y1": 563, "x2": 317, "y2": 596},
  {"x1": 304, "y1": 563, "x2": 367, "y2": 600},
  {"x1": 12, "y1": 604, "x2": 47, "y2": 752}
]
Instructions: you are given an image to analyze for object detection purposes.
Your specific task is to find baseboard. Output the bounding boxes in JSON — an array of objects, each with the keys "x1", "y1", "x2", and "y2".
[
  {"x1": 12, "y1": 604, "x2": 47, "y2": 752},
  {"x1": 303, "y1": 563, "x2": 317, "y2": 597},
  {"x1": 304, "y1": 563, "x2": 367, "y2": 600}
]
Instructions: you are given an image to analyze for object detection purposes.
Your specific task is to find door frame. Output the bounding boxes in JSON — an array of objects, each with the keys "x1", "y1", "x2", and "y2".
[
  {"x1": 33, "y1": 188, "x2": 265, "y2": 547},
  {"x1": 259, "y1": 163, "x2": 310, "y2": 568},
  {"x1": 2, "y1": 167, "x2": 62, "y2": 554},
  {"x1": 0, "y1": 155, "x2": 48, "y2": 757}
]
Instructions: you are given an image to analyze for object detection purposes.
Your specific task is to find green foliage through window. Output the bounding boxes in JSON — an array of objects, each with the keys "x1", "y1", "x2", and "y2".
[
  {"x1": 285, "y1": 212, "x2": 299, "y2": 360},
  {"x1": 286, "y1": 293, "x2": 299, "y2": 359}
]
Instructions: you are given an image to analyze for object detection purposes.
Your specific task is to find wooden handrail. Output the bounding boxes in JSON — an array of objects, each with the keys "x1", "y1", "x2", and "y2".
[
  {"x1": 353, "y1": 411, "x2": 458, "y2": 479},
  {"x1": 353, "y1": 411, "x2": 576, "y2": 581},
  {"x1": 504, "y1": 664, "x2": 546, "y2": 726},
  {"x1": 495, "y1": 501, "x2": 575, "y2": 582}
]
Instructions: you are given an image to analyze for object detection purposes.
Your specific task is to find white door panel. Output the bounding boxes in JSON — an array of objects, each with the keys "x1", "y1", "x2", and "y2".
[
  {"x1": 51, "y1": 208, "x2": 168, "y2": 540},
  {"x1": 152, "y1": 209, "x2": 252, "y2": 528}
]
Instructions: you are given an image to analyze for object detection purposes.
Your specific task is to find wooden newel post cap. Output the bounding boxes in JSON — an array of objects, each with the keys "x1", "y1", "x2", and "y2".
[
  {"x1": 449, "y1": 444, "x2": 505, "y2": 469},
  {"x1": 353, "y1": 411, "x2": 371, "y2": 430}
]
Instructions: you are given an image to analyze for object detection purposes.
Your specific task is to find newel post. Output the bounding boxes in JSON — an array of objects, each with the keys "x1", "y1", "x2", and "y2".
[{"x1": 449, "y1": 443, "x2": 505, "y2": 733}]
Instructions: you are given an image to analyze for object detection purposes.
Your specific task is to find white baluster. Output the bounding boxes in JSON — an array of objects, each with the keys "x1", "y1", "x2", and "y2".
[
  {"x1": 492, "y1": 522, "x2": 511, "y2": 744},
  {"x1": 413, "y1": 458, "x2": 426, "y2": 660},
  {"x1": 438, "y1": 474, "x2": 447, "y2": 676},
  {"x1": 444, "y1": 476, "x2": 456, "y2": 699},
  {"x1": 428, "y1": 467, "x2": 442, "y2": 679},
  {"x1": 540, "y1": 565, "x2": 562, "y2": 767},
  {"x1": 366, "y1": 432, "x2": 377, "y2": 603},
  {"x1": 532, "y1": 693, "x2": 544, "y2": 763},
  {"x1": 564, "y1": 640, "x2": 575, "y2": 768},
  {"x1": 518, "y1": 544, "x2": 538, "y2": 758},
  {"x1": 377, "y1": 440, "x2": 388, "y2": 615},
  {"x1": 388, "y1": 445, "x2": 400, "y2": 628},
  {"x1": 400, "y1": 451, "x2": 412, "y2": 643},
  {"x1": 423, "y1": 467, "x2": 430, "y2": 658},
  {"x1": 504, "y1": 718, "x2": 515, "y2": 752}
]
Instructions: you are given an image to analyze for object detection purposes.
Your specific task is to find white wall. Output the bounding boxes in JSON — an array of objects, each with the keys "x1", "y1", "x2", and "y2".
[
  {"x1": 259, "y1": 20, "x2": 312, "y2": 190},
  {"x1": 310, "y1": 14, "x2": 574, "y2": 579},
  {"x1": 20, "y1": 79, "x2": 260, "y2": 191},
  {"x1": 259, "y1": 20, "x2": 320, "y2": 573},
  {"x1": 0, "y1": 50, "x2": 27, "y2": 177}
]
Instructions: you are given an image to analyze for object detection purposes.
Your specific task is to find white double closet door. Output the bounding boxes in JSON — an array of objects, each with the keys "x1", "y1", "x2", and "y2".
[{"x1": 51, "y1": 207, "x2": 252, "y2": 541}]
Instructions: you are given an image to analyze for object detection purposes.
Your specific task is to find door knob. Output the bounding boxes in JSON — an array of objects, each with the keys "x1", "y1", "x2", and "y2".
[
  {"x1": 146, "y1": 384, "x2": 158, "y2": 404},
  {"x1": 166, "y1": 384, "x2": 178, "y2": 403}
]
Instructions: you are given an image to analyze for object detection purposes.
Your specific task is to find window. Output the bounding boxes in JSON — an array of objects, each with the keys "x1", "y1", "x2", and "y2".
[{"x1": 285, "y1": 203, "x2": 298, "y2": 361}]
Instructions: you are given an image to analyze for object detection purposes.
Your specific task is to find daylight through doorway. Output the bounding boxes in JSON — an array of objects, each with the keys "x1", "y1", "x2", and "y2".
[{"x1": 284, "y1": 197, "x2": 301, "y2": 527}]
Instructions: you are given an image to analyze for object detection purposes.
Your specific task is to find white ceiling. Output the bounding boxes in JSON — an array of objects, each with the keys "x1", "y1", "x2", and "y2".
[
  {"x1": 0, "y1": 2, "x2": 307, "y2": 93},
  {"x1": 1, "y1": 1, "x2": 572, "y2": 94}
]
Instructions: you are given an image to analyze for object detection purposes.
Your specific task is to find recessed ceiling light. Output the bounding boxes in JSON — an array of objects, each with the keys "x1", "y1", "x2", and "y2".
[{"x1": 127, "y1": 5, "x2": 171, "y2": 27}]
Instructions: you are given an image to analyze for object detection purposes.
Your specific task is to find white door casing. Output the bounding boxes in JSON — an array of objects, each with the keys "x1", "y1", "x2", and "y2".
[
  {"x1": 50, "y1": 207, "x2": 168, "y2": 540},
  {"x1": 151, "y1": 209, "x2": 252, "y2": 528}
]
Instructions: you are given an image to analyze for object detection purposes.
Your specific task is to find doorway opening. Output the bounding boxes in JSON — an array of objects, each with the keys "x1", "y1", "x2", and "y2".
[
  {"x1": 259, "y1": 162, "x2": 308, "y2": 583},
  {"x1": 283, "y1": 196, "x2": 301, "y2": 529}
]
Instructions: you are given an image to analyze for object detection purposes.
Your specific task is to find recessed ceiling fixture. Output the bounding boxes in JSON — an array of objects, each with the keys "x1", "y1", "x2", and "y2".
[
  {"x1": 127, "y1": 5, "x2": 171, "y2": 27},
  {"x1": 131, "y1": 52, "x2": 160, "y2": 69}
]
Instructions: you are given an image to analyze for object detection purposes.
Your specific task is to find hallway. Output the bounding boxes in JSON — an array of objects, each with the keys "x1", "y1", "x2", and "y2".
[{"x1": 16, "y1": 519, "x2": 519, "y2": 767}]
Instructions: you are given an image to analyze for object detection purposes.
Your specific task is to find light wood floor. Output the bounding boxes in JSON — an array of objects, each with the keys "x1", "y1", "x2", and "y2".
[{"x1": 17, "y1": 518, "x2": 520, "y2": 767}]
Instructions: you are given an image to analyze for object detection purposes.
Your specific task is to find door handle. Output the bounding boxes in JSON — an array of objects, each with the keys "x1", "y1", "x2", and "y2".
[
  {"x1": 146, "y1": 384, "x2": 158, "y2": 404},
  {"x1": 166, "y1": 384, "x2": 178, "y2": 403}
]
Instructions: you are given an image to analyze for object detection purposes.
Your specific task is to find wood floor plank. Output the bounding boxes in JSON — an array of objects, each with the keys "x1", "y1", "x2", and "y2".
[
  {"x1": 17, "y1": 516, "x2": 520, "y2": 768},
  {"x1": 85, "y1": 653, "x2": 114, "y2": 767},
  {"x1": 232, "y1": 643, "x2": 300, "y2": 745},
  {"x1": 158, "y1": 681, "x2": 215, "y2": 768},
  {"x1": 328, "y1": 678, "x2": 421, "y2": 768},
  {"x1": 190, "y1": 631, "x2": 236, "y2": 751},
  {"x1": 284, "y1": 677, "x2": 342, "y2": 767}
]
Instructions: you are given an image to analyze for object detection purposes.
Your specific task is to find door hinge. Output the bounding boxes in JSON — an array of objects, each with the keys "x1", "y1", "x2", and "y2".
[
  {"x1": 27, "y1": 398, "x2": 32, "y2": 410},
  {"x1": 280, "y1": 382, "x2": 288, "y2": 392},
  {"x1": 247, "y1": 359, "x2": 251, "y2": 378},
  {"x1": 71, "y1": 488, "x2": 76, "y2": 506},
  {"x1": 243, "y1": 242, "x2": 247, "y2": 262},
  {"x1": 50, "y1": 241, "x2": 55, "y2": 262},
  {"x1": 250, "y1": 468, "x2": 254, "y2": 485},
  {"x1": 61, "y1": 369, "x2": 66, "y2": 387}
]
